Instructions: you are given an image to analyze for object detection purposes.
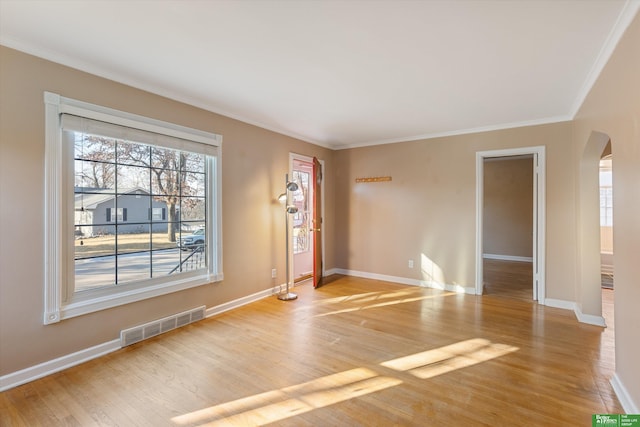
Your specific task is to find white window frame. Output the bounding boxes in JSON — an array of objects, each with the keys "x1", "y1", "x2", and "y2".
[{"x1": 44, "y1": 92, "x2": 223, "y2": 324}]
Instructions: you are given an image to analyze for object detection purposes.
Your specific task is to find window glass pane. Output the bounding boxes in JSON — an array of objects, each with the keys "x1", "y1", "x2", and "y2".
[
  {"x1": 152, "y1": 246, "x2": 184, "y2": 276},
  {"x1": 184, "y1": 172, "x2": 206, "y2": 197},
  {"x1": 180, "y1": 221, "x2": 205, "y2": 233},
  {"x1": 181, "y1": 153, "x2": 205, "y2": 173},
  {"x1": 180, "y1": 197, "x2": 206, "y2": 221},
  {"x1": 176, "y1": 222, "x2": 207, "y2": 273},
  {"x1": 116, "y1": 223, "x2": 150, "y2": 255},
  {"x1": 75, "y1": 226, "x2": 116, "y2": 291},
  {"x1": 117, "y1": 253, "x2": 150, "y2": 284},
  {"x1": 116, "y1": 194, "x2": 150, "y2": 228},
  {"x1": 117, "y1": 165, "x2": 150, "y2": 192},
  {"x1": 116, "y1": 140, "x2": 151, "y2": 167},
  {"x1": 151, "y1": 167, "x2": 181, "y2": 197},
  {"x1": 151, "y1": 146, "x2": 180, "y2": 170},
  {"x1": 171, "y1": 245, "x2": 207, "y2": 274},
  {"x1": 74, "y1": 134, "x2": 116, "y2": 163},
  {"x1": 75, "y1": 160, "x2": 116, "y2": 190}
]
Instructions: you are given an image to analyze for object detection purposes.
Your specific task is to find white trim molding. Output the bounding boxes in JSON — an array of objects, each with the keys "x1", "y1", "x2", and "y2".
[
  {"x1": 205, "y1": 287, "x2": 276, "y2": 318},
  {"x1": 0, "y1": 339, "x2": 121, "y2": 392},
  {"x1": 544, "y1": 298, "x2": 607, "y2": 327},
  {"x1": 574, "y1": 305, "x2": 607, "y2": 328},
  {"x1": 476, "y1": 146, "x2": 546, "y2": 302},
  {"x1": 483, "y1": 254, "x2": 533, "y2": 263},
  {"x1": 611, "y1": 373, "x2": 639, "y2": 414},
  {"x1": 569, "y1": 0, "x2": 640, "y2": 118},
  {"x1": 543, "y1": 298, "x2": 577, "y2": 311}
]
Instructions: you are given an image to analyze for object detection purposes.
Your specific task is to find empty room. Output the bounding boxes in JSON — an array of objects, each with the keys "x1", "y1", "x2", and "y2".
[{"x1": 1, "y1": 1, "x2": 639, "y2": 425}]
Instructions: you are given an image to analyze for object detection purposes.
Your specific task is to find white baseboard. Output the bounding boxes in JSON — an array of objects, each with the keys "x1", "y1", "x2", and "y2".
[
  {"x1": 611, "y1": 373, "x2": 639, "y2": 414},
  {"x1": 574, "y1": 306, "x2": 607, "y2": 327},
  {"x1": 0, "y1": 339, "x2": 121, "y2": 392},
  {"x1": 483, "y1": 254, "x2": 533, "y2": 263},
  {"x1": 0, "y1": 285, "x2": 282, "y2": 392},
  {"x1": 544, "y1": 298, "x2": 606, "y2": 327},
  {"x1": 325, "y1": 268, "x2": 339, "y2": 276},
  {"x1": 206, "y1": 286, "x2": 281, "y2": 317},
  {"x1": 332, "y1": 268, "x2": 476, "y2": 294},
  {"x1": 543, "y1": 298, "x2": 576, "y2": 311}
]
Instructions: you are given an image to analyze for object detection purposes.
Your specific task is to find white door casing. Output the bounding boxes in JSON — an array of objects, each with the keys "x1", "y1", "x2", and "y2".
[{"x1": 475, "y1": 146, "x2": 546, "y2": 302}]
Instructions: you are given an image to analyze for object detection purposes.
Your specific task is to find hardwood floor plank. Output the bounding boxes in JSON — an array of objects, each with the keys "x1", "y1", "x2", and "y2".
[{"x1": 1, "y1": 273, "x2": 621, "y2": 426}]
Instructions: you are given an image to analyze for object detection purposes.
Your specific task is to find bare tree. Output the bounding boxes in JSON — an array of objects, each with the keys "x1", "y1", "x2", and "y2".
[
  {"x1": 75, "y1": 136, "x2": 116, "y2": 189},
  {"x1": 117, "y1": 142, "x2": 202, "y2": 242}
]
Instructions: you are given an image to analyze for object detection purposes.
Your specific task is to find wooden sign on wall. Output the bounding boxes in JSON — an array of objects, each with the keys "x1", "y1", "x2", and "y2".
[{"x1": 355, "y1": 176, "x2": 392, "y2": 183}]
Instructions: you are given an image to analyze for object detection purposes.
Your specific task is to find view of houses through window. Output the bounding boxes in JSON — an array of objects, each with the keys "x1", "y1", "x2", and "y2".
[
  {"x1": 291, "y1": 169, "x2": 310, "y2": 254},
  {"x1": 73, "y1": 129, "x2": 207, "y2": 291}
]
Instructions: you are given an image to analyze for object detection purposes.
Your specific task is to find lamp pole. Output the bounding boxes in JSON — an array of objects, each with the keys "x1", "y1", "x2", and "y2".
[{"x1": 279, "y1": 174, "x2": 298, "y2": 301}]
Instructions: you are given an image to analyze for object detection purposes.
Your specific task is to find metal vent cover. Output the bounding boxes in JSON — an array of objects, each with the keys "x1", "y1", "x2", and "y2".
[{"x1": 120, "y1": 306, "x2": 206, "y2": 347}]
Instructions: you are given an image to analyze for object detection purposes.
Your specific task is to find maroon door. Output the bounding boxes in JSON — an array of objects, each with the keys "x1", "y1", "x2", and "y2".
[{"x1": 312, "y1": 157, "x2": 323, "y2": 288}]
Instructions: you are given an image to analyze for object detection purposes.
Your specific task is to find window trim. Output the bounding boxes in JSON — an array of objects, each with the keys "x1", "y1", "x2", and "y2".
[{"x1": 44, "y1": 92, "x2": 223, "y2": 324}]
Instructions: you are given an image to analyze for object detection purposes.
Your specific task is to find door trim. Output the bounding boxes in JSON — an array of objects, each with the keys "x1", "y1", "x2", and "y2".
[
  {"x1": 289, "y1": 153, "x2": 326, "y2": 281},
  {"x1": 475, "y1": 146, "x2": 546, "y2": 302}
]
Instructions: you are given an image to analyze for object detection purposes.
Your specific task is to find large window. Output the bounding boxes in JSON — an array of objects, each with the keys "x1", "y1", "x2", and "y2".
[{"x1": 44, "y1": 93, "x2": 223, "y2": 324}]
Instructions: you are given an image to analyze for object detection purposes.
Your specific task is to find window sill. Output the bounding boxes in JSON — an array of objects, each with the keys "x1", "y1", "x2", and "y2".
[{"x1": 56, "y1": 273, "x2": 222, "y2": 322}]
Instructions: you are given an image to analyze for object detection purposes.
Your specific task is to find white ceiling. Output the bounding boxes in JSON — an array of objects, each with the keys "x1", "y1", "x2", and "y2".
[{"x1": 1, "y1": 1, "x2": 638, "y2": 149}]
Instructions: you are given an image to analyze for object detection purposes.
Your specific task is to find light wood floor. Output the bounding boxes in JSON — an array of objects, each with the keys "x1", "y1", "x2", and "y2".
[
  {"x1": 1, "y1": 274, "x2": 620, "y2": 426},
  {"x1": 483, "y1": 259, "x2": 534, "y2": 301}
]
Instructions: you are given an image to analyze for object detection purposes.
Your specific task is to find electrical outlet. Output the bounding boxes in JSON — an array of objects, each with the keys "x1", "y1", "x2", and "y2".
[
  {"x1": 408, "y1": 259, "x2": 414, "y2": 269},
  {"x1": 272, "y1": 268, "x2": 277, "y2": 278}
]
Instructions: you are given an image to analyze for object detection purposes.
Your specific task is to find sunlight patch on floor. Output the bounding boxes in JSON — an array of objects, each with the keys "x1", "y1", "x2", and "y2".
[
  {"x1": 313, "y1": 289, "x2": 426, "y2": 306},
  {"x1": 381, "y1": 338, "x2": 519, "y2": 379},
  {"x1": 171, "y1": 338, "x2": 518, "y2": 426},
  {"x1": 171, "y1": 368, "x2": 400, "y2": 426},
  {"x1": 314, "y1": 292, "x2": 457, "y2": 317}
]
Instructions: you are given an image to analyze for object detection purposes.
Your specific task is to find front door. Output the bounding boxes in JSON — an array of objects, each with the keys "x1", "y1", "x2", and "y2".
[
  {"x1": 291, "y1": 159, "x2": 314, "y2": 283},
  {"x1": 290, "y1": 154, "x2": 324, "y2": 288}
]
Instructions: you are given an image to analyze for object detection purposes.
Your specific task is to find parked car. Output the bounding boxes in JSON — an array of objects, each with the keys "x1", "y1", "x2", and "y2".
[{"x1": 178, "y1": 228, "x2": 205, "y2": 250}]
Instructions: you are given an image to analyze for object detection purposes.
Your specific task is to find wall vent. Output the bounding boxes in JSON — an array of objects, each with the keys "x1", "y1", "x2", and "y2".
[{"x1": 120, "y1": 305, "x2": 206, "y2": 347}]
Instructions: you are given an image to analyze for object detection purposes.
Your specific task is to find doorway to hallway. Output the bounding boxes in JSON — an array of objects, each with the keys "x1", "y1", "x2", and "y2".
[
  {"x1": 481, "y1": 155, "x2": 534, "y2": 300},
  {"x1": 475, "y1": 146, "x2": 546, "y2": 301}
]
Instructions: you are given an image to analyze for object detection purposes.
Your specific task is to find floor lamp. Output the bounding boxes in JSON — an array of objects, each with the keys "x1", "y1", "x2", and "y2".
[{"x1": 278, "y1": 174, "x2": 298, "y2": 301}]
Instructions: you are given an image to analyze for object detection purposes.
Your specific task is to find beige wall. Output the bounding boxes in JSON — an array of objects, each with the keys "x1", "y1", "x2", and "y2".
[
  {"x1": 334, "y1": 122, "x2": 574, "y2": 296},
  {"x1": 0, "y1": 46, "x2": 334, "y2": 375},
  {"x1": 483, "y1": 157, "x2": 534, "y2": 258},
  {"x1": 572, "y1": 12, "x2": 640, "y2": 409}
]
